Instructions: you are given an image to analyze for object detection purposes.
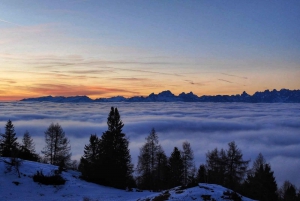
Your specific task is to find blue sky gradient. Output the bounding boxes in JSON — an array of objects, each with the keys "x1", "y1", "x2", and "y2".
[{"x1": 0, "y1": 0, "x2": 299, "y2": 100}]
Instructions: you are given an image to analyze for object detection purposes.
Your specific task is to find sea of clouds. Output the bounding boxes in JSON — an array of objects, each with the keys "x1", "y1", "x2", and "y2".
[{"x1": 0, "y1": 102, "x2": 299, "y2": 187}]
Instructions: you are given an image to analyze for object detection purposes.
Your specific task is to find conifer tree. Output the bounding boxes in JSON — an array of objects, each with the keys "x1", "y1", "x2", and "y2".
[
  {"x1": 137, "y1": 128, "x2": 165, "y2": 190},
  {"x1": 42, "y1": 123, "x2": 71, "y2": 167},
  {"x1": 252, "y1": 152, "x2": 266, "y2": 173},
  {"x1": 19, "y1": 131, "x2": 39, "y2": 161},
  {"x1": 243, "y1": 164, "x2": 277, "y2": 201},
  {"x1": 182, "y1": 141, "x2": 195, "y2": 186},
  {"x1": 219, "y1": 148, "x2": 228, "y2": 185},
  {"x1": 283, "y1": 183, "x2": 297, "y2": 201},
  {"x1": 279, "y1": 181, "x2": 299, "y2": 201},
  {"x1": 98, "y1": 107, "x2": 133, "y2": 189},
  {"x1": 155, "y1": 149, "x2": 169, "y2": 190},
  {"x1": 205, "y1": 141, "x2": 249, "y2": 190},
  {"x1": 225, "y1": 141, "x2": 249, "y2": 190},
  {"x1": 0, "y1": 120, "x2": 18, "y2": 157},
  {"x1": 83, "y1": 134, "x2": 100, "y2": 164},
  {"x1": 196, "y1": 164, "x2": 207, "y2": 183},
  {"x1": 22, "y1": 131, "x2": 35, "y2": 152},
  {"x1": 168, "y1": 147, "x2": 183, "y2": 187},
  {"x1": 243, "y1": 154, "x2": 278, "y2": 201},
  {"x1": 206, "y1": 148, "x2": 226, "y2": 185},
  {"x1": 79, "y1": 134, "x2": 100, "y2": 181}
]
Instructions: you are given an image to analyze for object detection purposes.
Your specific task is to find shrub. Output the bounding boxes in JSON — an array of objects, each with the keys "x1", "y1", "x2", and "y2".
[
  {"x1": 221, "y1": 190, "x2": 242, "y2": 201},
  {"x1": 201, "y1": 194, "x2": 211, "y2": 201},
  {"x1": 12, "y1": 181, "x2": 20, "y2": 186},
  {"x1": 33, "y1": 170, "x2": 66, "y2": 185}
]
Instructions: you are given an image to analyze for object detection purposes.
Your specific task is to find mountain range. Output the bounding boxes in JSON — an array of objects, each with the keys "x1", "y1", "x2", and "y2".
[{"x1": 21, "y1": 89, "x2": 300, "y2": 103}]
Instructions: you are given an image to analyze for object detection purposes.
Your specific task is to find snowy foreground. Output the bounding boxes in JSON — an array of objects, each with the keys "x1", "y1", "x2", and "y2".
[{"x1": 0, "y1": 159, "x2": 255, "y2": 201}]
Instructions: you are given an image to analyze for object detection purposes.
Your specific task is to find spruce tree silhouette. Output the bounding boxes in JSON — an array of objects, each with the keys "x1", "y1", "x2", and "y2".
[
  {"x1": 182, "y1": 141, "x2": 195, "y2": 186},
  {"x1": 98, "y1": 107, "x2": 133, "y2": 189},
  {"x1": 137, "y1": 128, "x2": 167, "y2": 190},
  {"x1": 244, "y1": 165, "x2": 278, "y2": 200},
  {"x1": 79, "y1": 134, "x2": 100, "y2": 182},
  {"x1": 19, "y1": 131, "x2": 39, "y2": 161},
  {"x1": 168, "y1": 147, "x2": 184, "y2": 188},
  {"x1": 0, "y1": 120, "x2": 18, "y2": 157}
]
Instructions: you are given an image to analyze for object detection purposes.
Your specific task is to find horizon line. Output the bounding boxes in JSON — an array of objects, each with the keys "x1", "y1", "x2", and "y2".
[{"x1": 13, "y1": 88, "x2": 298, "y2": 101}]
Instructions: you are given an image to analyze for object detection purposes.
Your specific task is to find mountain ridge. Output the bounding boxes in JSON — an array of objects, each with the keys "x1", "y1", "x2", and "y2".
[{"x1": 20, "y1": 89, "x2": 300, "y2": 103}]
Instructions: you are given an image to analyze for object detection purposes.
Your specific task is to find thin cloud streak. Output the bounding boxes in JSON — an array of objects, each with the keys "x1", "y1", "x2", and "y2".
[
  {"x1": 22, "y1": 84, "x2": 138, "y2": 97},
  {"x1": 184, "y1": 80, "x2": 205, "y2": 86},
  {"x1": 0, "y1": 70, "x2": 100, "y2": 81},
  {"x1": 218, "y1": 79, "x2": 234, "y2": 84},
  {"x1": 111, "y1": 66, "x2": 181, "y2": 77},
  {"x1": 64, "y1": 70, "x2": 115, "y2": 75},
  {"x1": 0, "y1": 18, "x2": 22, "y2": 27},
  {"x1": 0, "y1": 79, "x2": 17, "y2": 84},
  {"x1": 1, "y1": 53, "x2": 182, "y2": 78},
  {"x1": 112, "y1": 77, "x2": 150, "y2": 82},
  {"x1": 221, "y1": 73, "x2": 248, "y2": 79}
]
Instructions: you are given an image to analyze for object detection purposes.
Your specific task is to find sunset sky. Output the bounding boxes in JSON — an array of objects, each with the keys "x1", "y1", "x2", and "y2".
[{"x1": 0, "y1": 0, "x2": 299, "y2": 101}]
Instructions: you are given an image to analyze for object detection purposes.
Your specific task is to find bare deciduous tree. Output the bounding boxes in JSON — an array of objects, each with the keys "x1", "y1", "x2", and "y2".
[{"x1": 42, "y1": 123, "x2": 71, "y2": 167}]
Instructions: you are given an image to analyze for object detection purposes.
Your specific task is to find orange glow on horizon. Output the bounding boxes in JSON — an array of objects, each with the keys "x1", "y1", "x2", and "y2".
[{"x1": 2, "y1": 86, "x2": 298, "y2": 102}]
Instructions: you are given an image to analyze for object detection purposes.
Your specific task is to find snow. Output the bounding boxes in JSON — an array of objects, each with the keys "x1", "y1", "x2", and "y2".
[
  {"x1": 0, "y1": 158, "x2": 256, "y2": 201},
  {"x1": 139, "y1": 184, "x2": 256, "y2": 201}
]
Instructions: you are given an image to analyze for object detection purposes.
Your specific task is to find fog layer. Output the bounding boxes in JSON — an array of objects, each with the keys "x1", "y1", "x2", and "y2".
[{"x1": 0, "y1": 102, "x2": 299, "y2": 186}]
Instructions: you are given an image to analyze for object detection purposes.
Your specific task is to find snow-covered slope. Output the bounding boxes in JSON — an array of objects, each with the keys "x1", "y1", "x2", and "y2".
[
  {"x1": 139, "y1": 184, "x2": 256, "y2": 201},
  {"x1": 0, "y1": 158, "x2": 154, "y2": 201},
  {"x1": 0, "y1": 158, "x2": 255, "y2": 201}
]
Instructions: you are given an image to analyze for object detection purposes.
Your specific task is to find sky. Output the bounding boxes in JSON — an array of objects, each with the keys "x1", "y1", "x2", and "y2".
[
  {"x1": 0, "y1": 0, "x2": 300, "y2": 101},
  {"x1": 1, "y1": 102, "x2": 300, "y2": 187}
]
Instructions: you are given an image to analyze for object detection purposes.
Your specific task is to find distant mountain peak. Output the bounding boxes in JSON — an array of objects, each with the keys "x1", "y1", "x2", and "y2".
[
  {"x1": 158, "y1": 90, "x2": 175, "y2": 97},
  {"x1": 241, "y1": 91, "x2": 250, "y2": 97},
  {"x1": 20, "y1": 89, "x2": 300, "y2": 103}
]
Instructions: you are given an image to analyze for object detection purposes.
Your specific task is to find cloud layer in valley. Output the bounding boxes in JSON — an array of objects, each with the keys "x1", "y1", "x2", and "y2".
[{"x1": 0, "y1": 102, "x2": 299, "y2": 187}]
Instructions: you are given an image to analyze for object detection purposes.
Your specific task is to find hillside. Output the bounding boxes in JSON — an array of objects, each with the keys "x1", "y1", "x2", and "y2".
[{"x1": 0, "y1": 158, "x2": 255, "y2": 201}]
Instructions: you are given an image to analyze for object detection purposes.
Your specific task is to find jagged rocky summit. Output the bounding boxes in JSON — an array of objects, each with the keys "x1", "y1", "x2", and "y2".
[{"x1": 21, "y1": 89, "x2": 300, "y2": 103}]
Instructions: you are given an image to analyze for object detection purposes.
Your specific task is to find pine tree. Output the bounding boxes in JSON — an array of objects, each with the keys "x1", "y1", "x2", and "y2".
[
  {"x1": 155, "y1": 149, "x2": 169, "y2": 190},
  {"x1": 243, "y1": 154, "x2": 278, "y2": 201},
  {"x1": 137, "y1": 128, "x2": 165, "y2": 190},
  {"x1": 42, "y1": 123, "x2": 71, "y2": 167},
  {"x1": 284, "y1": 184, "x2": 297, "y2": 201},
  {"x1": 196, "y1": 164, "x2": 207, "y2": 183},
  {"x1": 205, "y1": 141, "x2": 249, "y2": 190},
  {"x1": 252, "y1": 152, "x2": 266, "y2": 173},
  {"x1": 225, "y1": 141, "x2": 249, "y2": 190},
  {"x1": 83, "y1": 134, "x2": 100, "y2": 164},
  {"x1": 219, "y1": 148, "x2": 228, "y2": 185},
  {"x1": 0, "y1": 120, "x2": 18, "y2": 157},
  {"x1": 98, "y1": 107, "x2": 133, "y2": 189},
  {"x1": 168, "y1": 147, "x2": 183, "y2": 188},
  {"x1": 279, "y1": 181, "x2": 299, "y2": 201},
  {"x1": 79, "y1": 134, "x2": 100, "y2": 181},
  {"x1": 23, "y1": 131, "x2": 34, "y2": 151},
  {"x1": 182, "y1": 141, "x2": 195, "y2": 186},
  {"x1": 19, "y1": 131, "x2": 39, "y2": 161},
  {"x1": 206, "y1": 148, "x2": 226, "y2": 185}
]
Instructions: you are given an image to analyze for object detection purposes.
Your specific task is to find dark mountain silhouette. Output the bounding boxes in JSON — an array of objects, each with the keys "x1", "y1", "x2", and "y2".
[
  {"x1": 22, "y1": 95, "x2": 93, "y2": 103},
  {"x1": 21, "y1": 89, "x2": 300, "y2": 103}
]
